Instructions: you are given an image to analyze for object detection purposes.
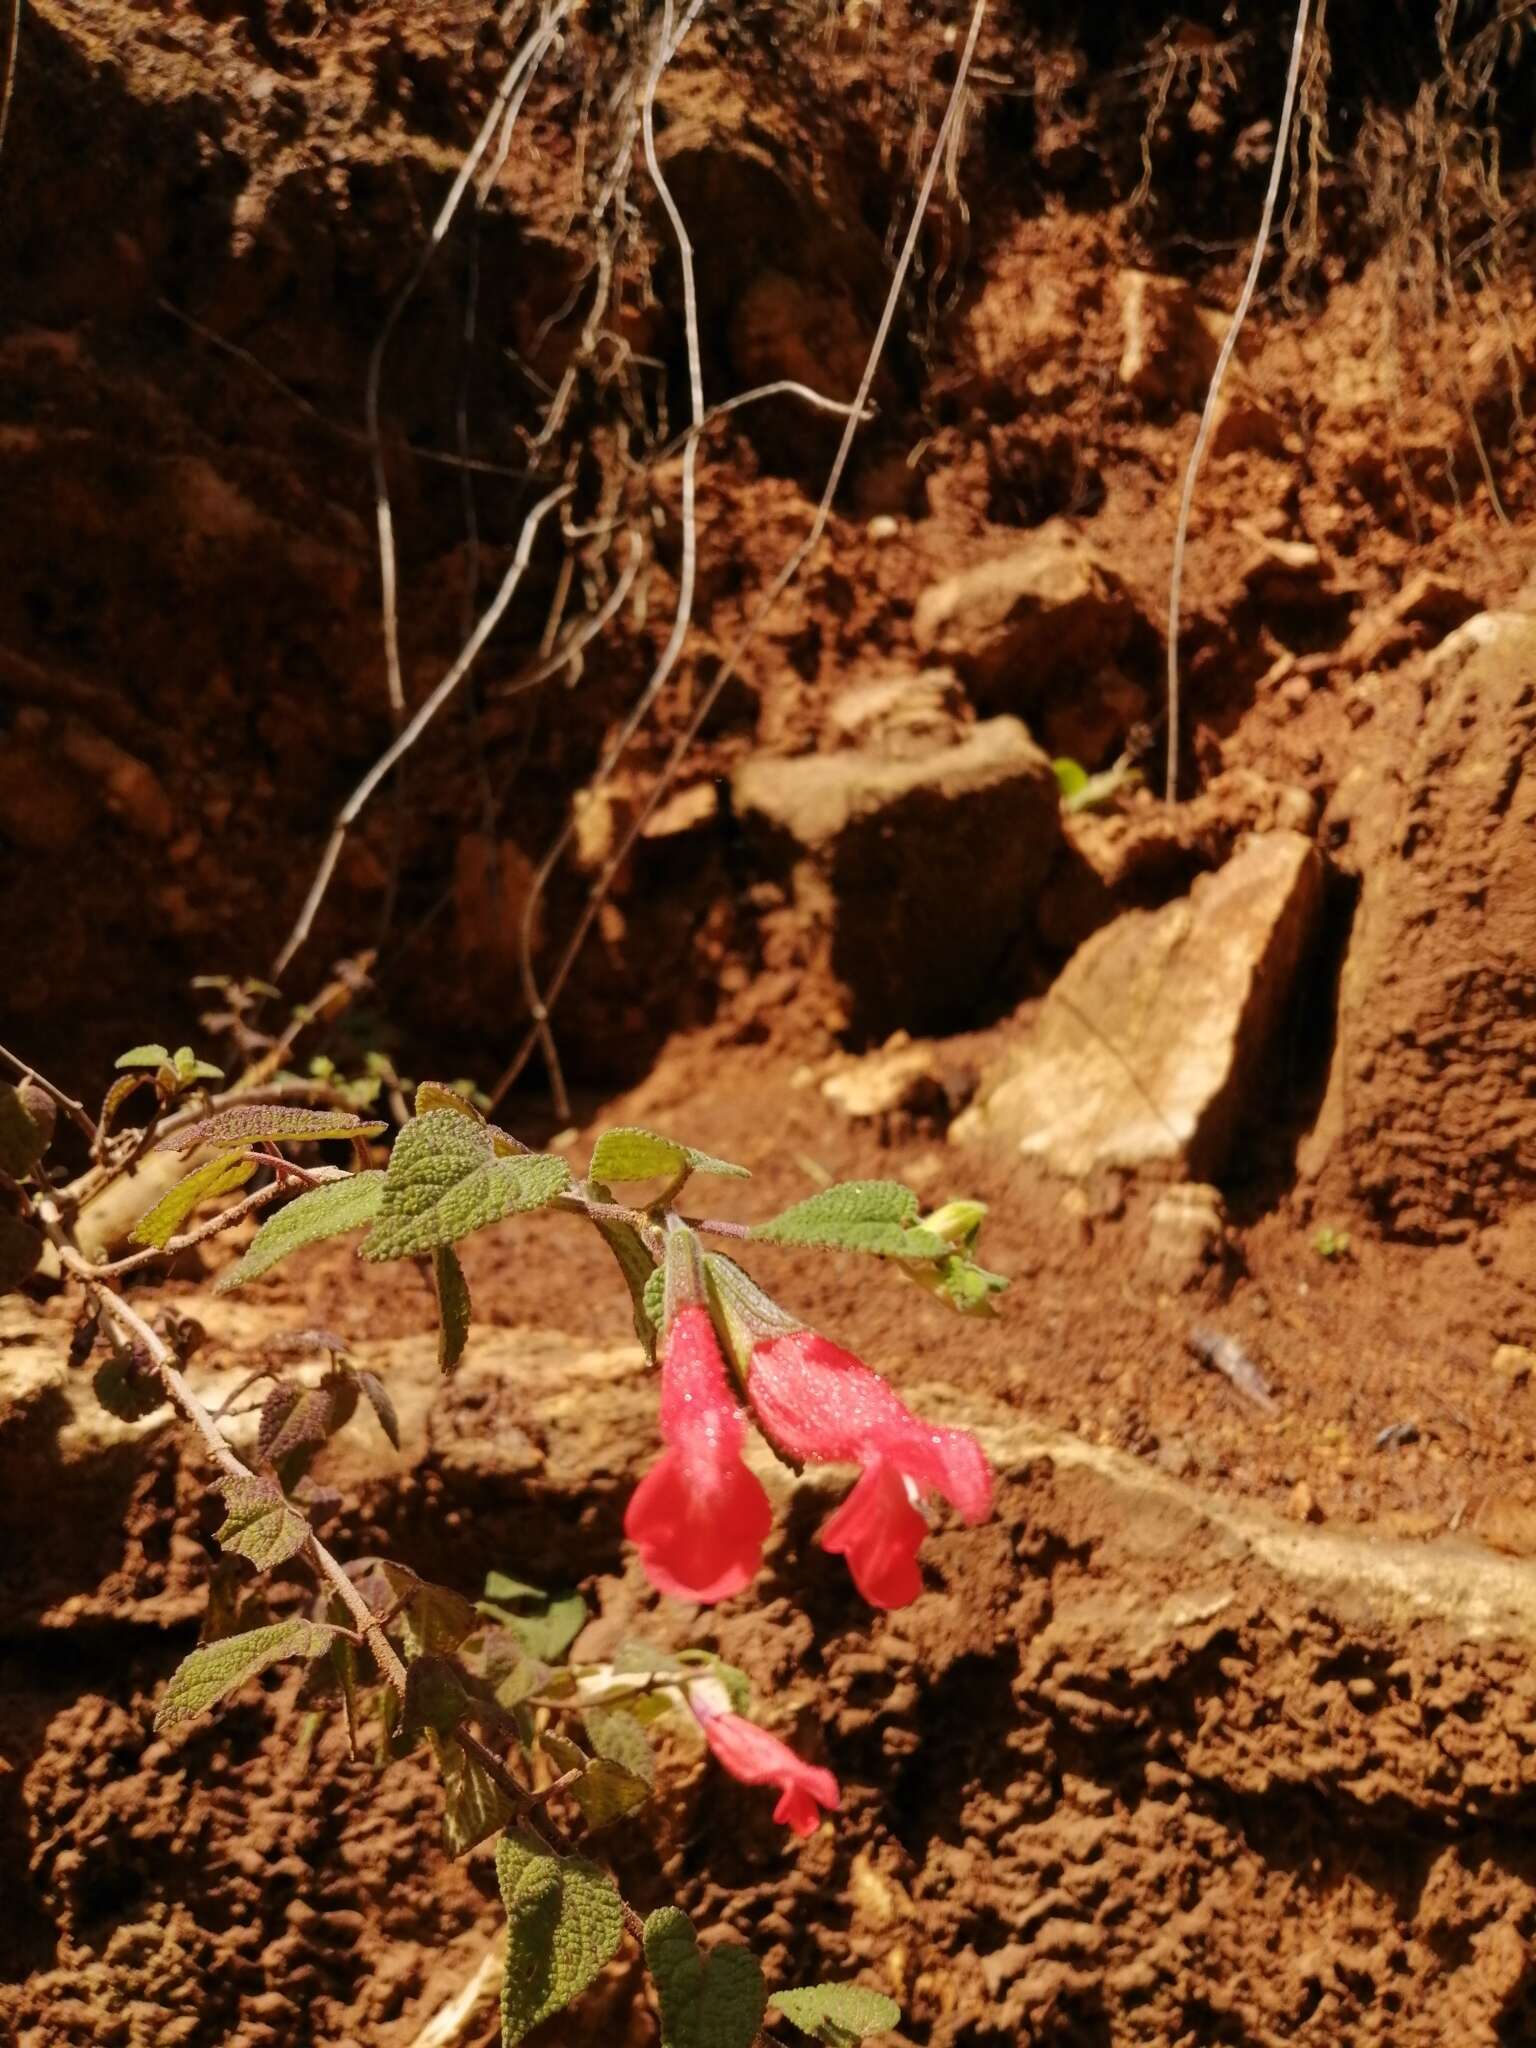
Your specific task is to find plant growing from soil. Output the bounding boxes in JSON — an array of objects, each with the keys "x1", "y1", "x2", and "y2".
[{"x1": 1, "y1": 1039, "x2": 1006, "y2": 2046}]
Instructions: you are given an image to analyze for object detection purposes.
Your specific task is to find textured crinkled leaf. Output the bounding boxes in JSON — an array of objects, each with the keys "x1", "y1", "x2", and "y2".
[
  {"x1": 481, "y1": 1574, "x2": 586, "y2": 1662},
  {"x1": 434, "y1": 1244, "x2": 472, "y2": 1373},
  {"x1": 415, "y1": 1080, "x2": 486, "y2": 1124},
  {"x1": 570, "y1": 1756, "x2": 652, "y2": 1827},
  {"x1": 402, "y1": 1653, "x2": 474, "y2": 1745},
  {"x1": 130, "y1": 1152, "x2": 257, "y2": 1248},
  {"x1": 434, "y1": 1729, "x2": 517, "y2": 1856},
  {"x1": 155, "y1": 1617, "x2": 335, "y2": 1729},
  {"x1": 100, "y1": 1071, "x2": 152, "y2": 1136},
  {"x1": 362, "y1": 1113, "x2": 572, "y2": 1260},
  {"x1": 750, "y1": 1181, "x2": 947, "y2": 1260},
  {"x1": 92, "y1": 1350, "x2": 166, "y2": 1421},
  {"x1": 356, "y1": 1368, "x2": 401, "y2": 1450},
  {"x1": 589, "y1": 1126, "x2": 749, "y2": 1186},
  {"x1": 540, "y1": 1728, "x2": 588, "y2": 1778},
  {"x1": 583, "y1": 1705, "x2": 656, "y2": 1786},
  {"x1": 589, "y1": 1194, "x2": 661, "y2": 1361},
  {"x1": 400, "y1": 1581, "x2": 478, "y2": 1662},
  {"x1": 497, "y1": 1833, "x2": 624, "y2": 2046},
  {"x1": 0, "y1": 1084, "x2": 47, "y2": 1175},
  {"x1": 644, "y1": 1907, "x2": 767, "y2": 2048},
  {"x1": 217, "y1": 1172, "x2": 384, "y2": 1291},
  {"x1": 257, "y1": 1383, "x2": 338, "y2": 1466},
  {"x1": 770, "y1": 1987, "x2": 902, "y2": 2041},
  {"x1": 214, "y1": 1476, "x2": 310, "y2": 1570},
  {"x1": 0, "y1": 1213, "x2": 42, "y2": 1293},
  {"x1": 159, "y1": 1103, "x2": 386, "y2": 1155},
  {"x1": 116, "y1": 1044, "x2": 170, "y2": 1070}
]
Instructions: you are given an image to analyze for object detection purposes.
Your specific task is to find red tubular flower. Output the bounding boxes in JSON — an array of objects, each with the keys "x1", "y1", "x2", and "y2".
[
  {"x1": 624, "y1": 1303, "x2": 773, "y2": 1604},
  {"x1": 746, "y1": 1328, "x2": 992, "y2": 1609},
  {"x1": 691, "y1": 1695, "x2": 840, "y2": 1837}
]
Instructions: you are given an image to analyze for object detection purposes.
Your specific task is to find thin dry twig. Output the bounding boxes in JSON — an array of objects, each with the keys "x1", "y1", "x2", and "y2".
[
  {"x1": 0, "y1": 0, "x2": 20, "y2": 175},
  {"x1": 274, "y1": 481, "x2": 572, "y2": 977},
  {"x1": 44, "y1": 1219, "x2": 410, "y2": 1692},
  {"x1": 366, "y1": 1, "x2": 573, "y2": 730},
  {"x1": 1164, "y1": 0, "x2": 1313, "y2": 802},
  {"x1": 489, "y1": 0, "x2": 992, "y2": 1109},
  {"x1": 516, "y1": 0, "x2": 709, "y2": 1120}
]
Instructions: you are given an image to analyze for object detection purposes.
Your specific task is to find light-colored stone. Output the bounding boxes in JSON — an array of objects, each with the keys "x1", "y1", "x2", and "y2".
[
  {"x1": 1143, "y1": 1183, "x2": 1232, "y2": 1294},
  {"x1": 822, "y1": 668, "x2": 966, "y2": 759},
  {"x1": 912, "y1": 521, "x2": 1140, "y2": 704},
  {"x1": 1492, "y1": 1344, "x2": 1536, "y2": 1386},
  {"x1": 955, "y1": 831, "x2": 1324, "y2": 1179},
  {"x1": 821, "y1": 1040, "x2": 970, "y2": 1123},
  {"x1": 734, "y1": 718, "x2": 1060, "y2": 1038},
  {"x1": 1117, "y1": 269, "x2": 1223, "y2": 407}
]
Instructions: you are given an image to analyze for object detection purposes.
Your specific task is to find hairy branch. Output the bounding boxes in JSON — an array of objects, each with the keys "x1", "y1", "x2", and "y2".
[{"x1": 274, "y1": 481, "x2": 572, "y2": 976}]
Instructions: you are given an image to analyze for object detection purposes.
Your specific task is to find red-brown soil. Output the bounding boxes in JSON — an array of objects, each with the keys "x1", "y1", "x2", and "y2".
[{"x1": 6, "y1": 2, "x2": 1536, "y2": 2045}]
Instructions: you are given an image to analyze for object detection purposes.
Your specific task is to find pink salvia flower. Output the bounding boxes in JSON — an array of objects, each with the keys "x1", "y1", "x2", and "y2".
[
  {"x1": 691, "y1": 1693, "x2": 841, "y2": 1837},
  {"x1": 746, "y1": 1328, "x2": 993, "y2": 1609},
  {"x1": 624, "y1": 1303, "x2": 773, "y2": 1604}
]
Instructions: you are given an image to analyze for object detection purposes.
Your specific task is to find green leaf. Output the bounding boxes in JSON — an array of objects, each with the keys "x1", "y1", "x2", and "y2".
[
  {"x1": 415, "y1": 1080, "x2": 486, "y2": 1124},
  {"x1": 750, "y1": 1181, "x2": 947, "y2": 1261},
  {"x1": 216, "y1": 1172, "x2": 385, "y2": 1290},
  {"x1": 770, "y1": 1987, "x2": 902, "y2": 2043},
  {"x1": 155, "y1": 1617, "x2": 336, "y2": 1730},
  {"x1": 214, "y1": 1476, "x2": 310, "y2": 1570},
  {"x1": 129, "y1": 1152, "x2": 257, "y2": 1248},
  {"x1": 116, "y1": 1044, "x2": 170, "y2": 1070},
  {"x1": 497, "y1": 1832, "x2": 624, "y2": 2046},
  {"x1": 172, "y1": 1046, "x2": 225, "y2": 1083},
  {"x1": 434, "y1": 1729, "x2": 517, "y2": 1856},
  {"x1": 362, "y1": 1113, "x2": 572, "y2": 1260},
  {"x1": 903, "y1": 1253, "x2": 1009, "y2": 1318},
  {"x1": 1051, "y1": 756, "x2": 1089, "y2": 800},
  {"x1": 0, "y1": 1213, "x2": 42, "y2": 1294},
  {"x1": 351, "y1": 1561, "x2": 478, "y2": 1661},
  {"x1": 158, "y1": 1104, "x2": 386, "y2": 1155},
  {"x1": 434, "y1": 1243, "x2": 472, "y2": 1373},
  {"x1": 570, "y1": 1757, "x2": 652, "y2": 1828},
  {"x1": 480, "y1": 1573, "x2": 586, "y2": 1662},
  {"x1": 589, "y1": 1126, "x2": 749, "y2": 1187},
  {"x1": 642, "y1": 1265, "x2": 666, "y2": 1336},
  {"x1": 588, "y1": 1188, "x2": 661, "y2": 1361},
  {"x1": 400, "y1": 1581, "x2": 479, "y2": 1662},
  {"x1": 644, "y1": 1907, "x2": 767, "y2": 2048},
  {"x1": 583, "y1": 1705, "x2": 656, "y2": 1786},
  {"x1": 0, "y1": 1084, "x2": 47, "y2": 1176},
  {"x1": 401, "y1": 1653, "x2": 474, "y2": 1745}
]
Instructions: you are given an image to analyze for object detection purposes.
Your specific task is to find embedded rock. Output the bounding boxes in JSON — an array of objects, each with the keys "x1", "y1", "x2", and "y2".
[
  {"x1": 912, "y1": 521, "x2": 1140, "y2": 706},
  {"x1": 1304, "y1": 613, "x2": 1536, "y2": 1238},
  {"x1": 733, "y1": 718, "x2": 1060, "y2": 1040},
  {"x1": 955, "y1": 831, "x2": 1323, "y2": 1179}
]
